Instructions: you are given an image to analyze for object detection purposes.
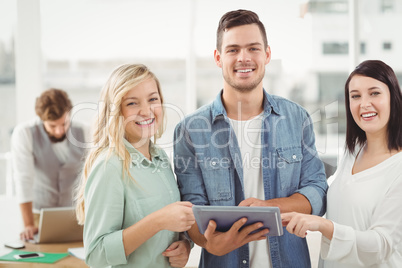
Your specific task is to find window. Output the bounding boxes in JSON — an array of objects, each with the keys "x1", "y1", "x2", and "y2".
[
  {"x1": 360, "y1": 42, "x2": 366, "y2": 54},
  {"x1": 317, "y1": 73, "x2": 348, "y2": 134},
  {"x1": 308, "y1": 1, "x2": 348, "y2": 14},
  {"x1": 0, "y1": 2, "x2": 16, "y2": 194},
  {"x1": 381, "y1": 0, "x2": 395, "y2": 13},
  {"x1": 323, "y1": 42, "x2": 348, "y2": 55},
  {"x1": 383, "y1": 42, "x2": 392, "y2": 51},
  {"x1": 322, "y1": 42, "x2": 366, "y2": 55}
]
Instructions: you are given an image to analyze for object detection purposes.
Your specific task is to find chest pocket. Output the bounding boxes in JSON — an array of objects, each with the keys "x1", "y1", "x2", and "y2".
[
  {"x1": 134, "y1": 195, "x2": 166, "y2": 219},
  {"x1": 277, "y1": 147, "x2": 303, "y2": 193},
  {"x1": 201, "y1": 159, "x2": 233, "y2": 202}
]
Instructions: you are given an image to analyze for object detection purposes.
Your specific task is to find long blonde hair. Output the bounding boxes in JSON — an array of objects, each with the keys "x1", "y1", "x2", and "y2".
[{"x1": 75, "y1": 64, "x2": 165, "y2": 224}]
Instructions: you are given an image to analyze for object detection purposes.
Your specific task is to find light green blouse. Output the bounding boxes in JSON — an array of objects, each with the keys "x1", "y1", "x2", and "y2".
[{"x1": 84, "y1": 139, "x2": 180, "y2": 267}]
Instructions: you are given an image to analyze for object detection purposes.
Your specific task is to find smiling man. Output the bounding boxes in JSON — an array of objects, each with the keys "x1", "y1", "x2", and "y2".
[
  {"x1": 11, "y1": 88, "x2": 87, "y2": 241},
  {"x1": 174, "y1": 9, "x2": 328, "y2": 268}
]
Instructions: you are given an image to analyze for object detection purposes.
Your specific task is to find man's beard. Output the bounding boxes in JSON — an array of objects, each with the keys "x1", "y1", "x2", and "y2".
[
  {"x1": 222, "y1": 68, "x2": 265, "y2": 92},
  {"x1": 44, "y1": 128, "x2": 67, "y2": 143}
]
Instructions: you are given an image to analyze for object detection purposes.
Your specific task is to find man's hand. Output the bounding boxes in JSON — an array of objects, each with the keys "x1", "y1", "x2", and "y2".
[
  {"x1": 239, "y1": 194, "x2": 312, "y2": 214},
  {"x1": 203, "y1": 218, "x2": 268, "y2": 256},
  {"x1": 239, "y1": 197, "x2": 270, "y2": 207},
  {"x1": 162, "y1": 240, "x2": 191, "y2": 267},
  {"x1": 20, "y1": 225, "x2": 38, "y2": 241}
]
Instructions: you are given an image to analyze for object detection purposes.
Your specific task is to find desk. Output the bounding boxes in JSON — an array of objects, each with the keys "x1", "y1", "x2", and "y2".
[
  {"x1": 0, "y1": 195, "x2": 87, "y2": 267},
  {"x1": 0, "y1": 241, "x2": 87, "y2": 267}
]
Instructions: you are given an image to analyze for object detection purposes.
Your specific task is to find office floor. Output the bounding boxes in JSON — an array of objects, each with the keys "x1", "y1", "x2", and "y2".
[{"x1": 0, "y1": 195, "x2": 321, "y2": 268}]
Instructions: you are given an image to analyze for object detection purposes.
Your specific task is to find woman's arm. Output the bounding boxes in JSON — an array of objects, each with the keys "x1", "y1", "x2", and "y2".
[
  {"x1": 122, "y1": 201, "x2": 194, "y2": 256},
  {"x1": 281, "y1": 212, "x2": 334, "y2": 240},
  {"x1": 84, "y1": 158, "x2": 195, "y2": 267},
  {"x1": 282, "y1": 173, "x2": 402, "y2": 266}
]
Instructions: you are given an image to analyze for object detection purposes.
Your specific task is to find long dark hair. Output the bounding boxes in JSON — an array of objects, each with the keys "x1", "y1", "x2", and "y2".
[{"x1": 344, "y1": 60, "x2": 402, "y2": 153}]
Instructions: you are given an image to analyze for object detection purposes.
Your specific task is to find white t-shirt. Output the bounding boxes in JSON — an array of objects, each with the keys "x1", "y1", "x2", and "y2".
[
  {"x1": 230, "y1": 113, "x2": 271, "y2": 268},
  {"x1": 321, "y1": 148, "x2": 402, "y2": 268}
]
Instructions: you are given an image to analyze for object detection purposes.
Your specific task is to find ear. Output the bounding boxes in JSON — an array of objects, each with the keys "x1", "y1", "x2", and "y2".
[
  {"x1": 265, "y1": 45, "x2": 272, "y2": 65},
  {"x1": 214, "y1": 49, "x2": 222, "y2": 68}
]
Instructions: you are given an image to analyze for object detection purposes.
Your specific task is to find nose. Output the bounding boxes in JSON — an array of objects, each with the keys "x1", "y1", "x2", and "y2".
[
  {"x1": 138, "y1": 102, "x2": 152, "y2": 116},
  {"x1": 237, "y1": 49, "x2": 251, "y2": 62},
  {"x1": 360, "y1": 95, "x2": 372, "y2": 109},
  {"x1": 55, "y1": 126, "x2": 65, "y2": 136}
]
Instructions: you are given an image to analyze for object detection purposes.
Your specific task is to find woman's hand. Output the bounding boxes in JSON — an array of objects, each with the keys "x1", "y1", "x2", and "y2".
[
  {"x1": 281, "y1": 212, "x2": 334, "y2": 239},
  {"x1": 157, "y1": 201, "x2": 195, "y2": 232},
  {"x1": 162, "y1": 240, "x2": 191, "y2": 267}
]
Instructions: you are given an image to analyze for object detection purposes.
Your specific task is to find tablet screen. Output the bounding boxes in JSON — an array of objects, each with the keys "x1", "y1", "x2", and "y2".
[{"x1": 192, "y1": 205, "x2": 283, "y2": 236}]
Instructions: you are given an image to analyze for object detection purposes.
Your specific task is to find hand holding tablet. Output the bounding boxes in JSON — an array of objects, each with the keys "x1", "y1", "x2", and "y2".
[{"x1": 192, "y1": 205, "x2": 283, "y2": 237}]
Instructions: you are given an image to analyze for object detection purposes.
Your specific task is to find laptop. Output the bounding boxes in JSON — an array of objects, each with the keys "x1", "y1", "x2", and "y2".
[{"x1": 29, "y1": 207, "x2": 83, "y2": 244}]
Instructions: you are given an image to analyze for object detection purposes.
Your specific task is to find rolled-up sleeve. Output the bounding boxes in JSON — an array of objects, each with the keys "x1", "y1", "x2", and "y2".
[
  {"x1": 296, "y1": 112, "x2": 328, "y2": 216},
  {"x1": 173, "y1": 123, "x2": 208, "y2": 206}
]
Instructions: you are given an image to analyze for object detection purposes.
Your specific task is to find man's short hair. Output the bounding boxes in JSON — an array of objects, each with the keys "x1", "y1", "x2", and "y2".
[
  {"x1": 35, "y1": 88, "x2": 73, "y2": 121},
  {"x1": 216, "y1": 9, "x2": 268, "y2": 52}
]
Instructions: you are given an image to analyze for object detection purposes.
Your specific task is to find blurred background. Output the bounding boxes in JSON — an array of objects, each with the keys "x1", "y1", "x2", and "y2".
[{"x1": 1, "y1": 0, "x2": 402, "y2": 195}]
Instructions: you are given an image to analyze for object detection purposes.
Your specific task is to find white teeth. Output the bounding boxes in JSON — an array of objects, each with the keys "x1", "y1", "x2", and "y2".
[
  {"x1": 361, "y1": 113, "x2": 377, "y2": 118},
  {"x1": 136, "y1": 118, "x2": 154, "y2": 125},
  {"x1": 237, "y1": 69, "x2": 253, "y2": 73}
]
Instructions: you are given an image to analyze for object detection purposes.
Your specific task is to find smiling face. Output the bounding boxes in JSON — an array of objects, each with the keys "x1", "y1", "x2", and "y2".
[
  {"x1": 348, "y1": 75, "x2": 391, "y2": 137},
  {"x1": 214, "y1": 24, "x2": 271, "y2": 93},
  {"x1": 121, "y1": 78, "x2": 163, "y2": 147}
]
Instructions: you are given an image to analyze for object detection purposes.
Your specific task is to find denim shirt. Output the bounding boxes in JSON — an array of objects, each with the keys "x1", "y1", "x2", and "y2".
[{"x1": 174, "y1": 90, "x2": 328, "y2": 268}]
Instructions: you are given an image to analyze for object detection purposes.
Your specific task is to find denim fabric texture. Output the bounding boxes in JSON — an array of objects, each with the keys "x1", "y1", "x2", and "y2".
[{"x1": 174, "y1": 89, "x2": 328, "y2": 268}]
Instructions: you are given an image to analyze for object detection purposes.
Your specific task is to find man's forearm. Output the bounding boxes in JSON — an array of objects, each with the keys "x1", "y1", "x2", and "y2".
[
  {"x1": 19, "y1": 202, "x2": 34, "y2": 227},
  {"x1": 265, "y1": 193, "x2": 312, "y2": 214}
]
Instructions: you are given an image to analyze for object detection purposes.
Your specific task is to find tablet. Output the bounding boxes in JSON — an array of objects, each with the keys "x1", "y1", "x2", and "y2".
[{"x1": 192, "y1": 205, "x2": 283, "y2": 237}]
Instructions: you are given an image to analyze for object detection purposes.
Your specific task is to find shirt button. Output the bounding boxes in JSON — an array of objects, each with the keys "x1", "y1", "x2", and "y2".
[
  {"x1": 212, "y1": 161, "x2": 216, "y2": 166},
  {"x1": 242, "y1": 260, "x2": 247, "y2": 264},
  {"x1": 292, "y1": 154, "x2": 297, "y2": 159}
]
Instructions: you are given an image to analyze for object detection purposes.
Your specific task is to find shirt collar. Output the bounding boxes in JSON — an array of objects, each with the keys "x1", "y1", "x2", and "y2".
[
  {"x1": 123, "y1": 138, "x2": 164, "y2": 166},
  {"x1": 211, "y1": 89, "x2": 280, "y2": 123}
]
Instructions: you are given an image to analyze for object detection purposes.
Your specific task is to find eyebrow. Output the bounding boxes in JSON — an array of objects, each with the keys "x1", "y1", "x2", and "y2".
[
  {"x1": 349, "y1": 87, "x2": 381, "y2": 93},
  {"x1": 123, "y1": 91, "x2": 158, "y2": 101},
  {"x1": 224, "y1": 42, "x2": 263, "y2": 49}
]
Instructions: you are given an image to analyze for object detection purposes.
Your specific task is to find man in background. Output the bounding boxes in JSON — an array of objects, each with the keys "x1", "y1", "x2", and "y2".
[{"x1": 11, "y1": 88, "x2": 87, "y2": 241}]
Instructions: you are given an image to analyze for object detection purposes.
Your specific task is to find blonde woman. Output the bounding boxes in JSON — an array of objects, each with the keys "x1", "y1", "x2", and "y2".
[{"x1": 76, "y1": 64, "x2": 195, "y2": 267}]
